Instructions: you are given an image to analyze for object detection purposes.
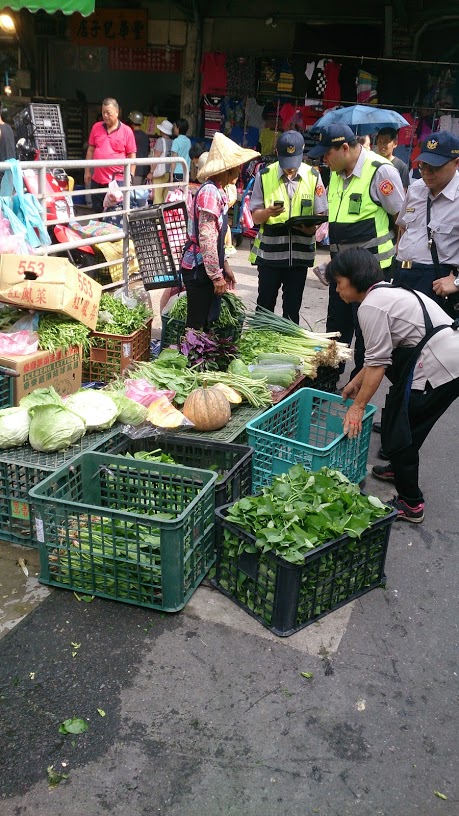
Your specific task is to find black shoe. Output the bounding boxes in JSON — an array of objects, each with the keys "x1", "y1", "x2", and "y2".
[
  {"x1": 390, "y1": 497, "x2": 425, "y2": 524},
  {"x1": 372, "y1": 421, "x2": 382, "y2": 434},
  {"x1": 378, "y1": 446, "x2": 390, "y2": 461},
  {"x1": 372, "y1": 464, "x2": 395, "y2": 483}
]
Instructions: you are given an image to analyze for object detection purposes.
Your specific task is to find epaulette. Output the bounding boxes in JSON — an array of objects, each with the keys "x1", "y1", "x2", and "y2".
[
  {"x1": 311, "y1": 167, "x2": 319, "y2": 179},
  {"x1": 260, "y1": 166, "x2": 270, "y2": 175}
]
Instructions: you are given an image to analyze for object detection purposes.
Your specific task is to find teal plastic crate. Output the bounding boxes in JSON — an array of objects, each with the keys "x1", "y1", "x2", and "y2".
[
  {"x1": 246, "y1": 388, "x2": 376, "y2": 491},
  {"x1": 0, "y1": 426, "x2": 124, "y2": 548},
  {"x1": 30, "y1": 452, "x2": 217, "y2": 612}
]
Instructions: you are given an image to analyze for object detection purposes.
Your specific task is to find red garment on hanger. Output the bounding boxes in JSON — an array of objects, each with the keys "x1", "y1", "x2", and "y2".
[
  {"x1": 397, "y1": 113, "x2": 418, "y2": 146},
  {"x1": 322, "y1": 61, "x2": 341, "y2": 109},
  {"x1": 201, "y1": 52, "x2": 228, "y2": 95}
]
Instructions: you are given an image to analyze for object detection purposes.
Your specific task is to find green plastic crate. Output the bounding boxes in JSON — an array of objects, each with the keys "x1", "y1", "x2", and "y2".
[
  {"x1": 0, "y1": 373, "x2": 13, "y2": 410},
  {"x1": 0, "y1": 426, "x2": 124, "y2": 548},
  {"x1": 246, "y1": 388, "x2": 376, "y2": 492},
  {"x1": 30, "y1": 452, "x2": 217, "y2": 612},
  {"x1": 107, "y1": 433, "x2": 253, "y2": 509},
  {"x1": 183, "y1": 403, "x2": 266, "y2": 446}
]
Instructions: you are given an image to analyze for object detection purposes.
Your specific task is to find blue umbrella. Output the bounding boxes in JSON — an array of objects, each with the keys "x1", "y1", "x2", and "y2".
[{"x1": 310, "y1": 105, "x2": 410, "y2": 135}]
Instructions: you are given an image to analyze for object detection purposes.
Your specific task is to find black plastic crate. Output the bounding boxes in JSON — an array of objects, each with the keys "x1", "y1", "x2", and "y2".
[
  {"x1": 14, "y1": 104, "x2": 67, "y2": 160},
  {"x1": 106, "y1": 433, "x2": 253, "y2": 509},
  {"x1": 128, "y1": 202, "x2": 187, "y2": 291},
  {"x1": 0, "y1": 426, "x2": 124, "y2": 548},
  {"x1": 305, "y1": 365, "x2": 340, "y2": 394},
  {"x1": 213, "y1": 504, "x2": 397, "y2": 637}
]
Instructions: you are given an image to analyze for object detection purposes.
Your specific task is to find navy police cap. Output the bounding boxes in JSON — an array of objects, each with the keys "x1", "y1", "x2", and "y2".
[
  {"x1": 417, "y1": 131, "x2": 459, "y2": 166},
  {"x1": 308, "y1": 124, "x2": 356, "y2": 158}
]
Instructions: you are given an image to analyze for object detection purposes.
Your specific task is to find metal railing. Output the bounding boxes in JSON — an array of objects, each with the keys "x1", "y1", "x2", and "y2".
[{"x1": 0, "y1": 156, "x2": 189, "y2": 291}]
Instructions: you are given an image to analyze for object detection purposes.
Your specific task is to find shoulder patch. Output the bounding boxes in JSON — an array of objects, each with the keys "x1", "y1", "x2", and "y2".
[
  {"x1": 379, "y1": 179, "x2": 395, "y2": 196},
  {"x1": 315, "y1": 184, "x2": 325, "y2": 197}
]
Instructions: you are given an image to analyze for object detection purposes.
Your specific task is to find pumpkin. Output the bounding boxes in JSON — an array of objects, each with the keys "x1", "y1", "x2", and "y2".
[
  {"x1": 182, "y1": 386, "x2": 231, "y2": 432},
  {"x1": 212, "y1": 383, "x2": 243, "y2": 404}
]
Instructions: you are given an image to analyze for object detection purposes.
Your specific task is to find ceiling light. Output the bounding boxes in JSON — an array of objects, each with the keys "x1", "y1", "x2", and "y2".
[{"x1": 0, "y1": 13, "x2": 16, "y2": 33}]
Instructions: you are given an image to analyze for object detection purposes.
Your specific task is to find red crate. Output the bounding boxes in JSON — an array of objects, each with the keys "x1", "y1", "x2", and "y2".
[{"x1": 83, "y1": 319, "x2": 152, "y2": 383}]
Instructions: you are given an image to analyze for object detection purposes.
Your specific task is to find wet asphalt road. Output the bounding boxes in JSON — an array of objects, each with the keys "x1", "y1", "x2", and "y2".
[{"x1": 0, "y1": 400, "x2": 458, "y2": 816}]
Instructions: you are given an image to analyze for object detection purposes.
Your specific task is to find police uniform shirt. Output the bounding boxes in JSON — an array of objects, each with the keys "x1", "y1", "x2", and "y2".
[
  {"x1": 250, "y1": 163, "x2": 328, "y2": 214},
  {"x1": 396, "y1": 173, "x2": 459, "y2": 265},
  {"x1": 336, "y1": 146, "x2": 405, "y2": 215},
  {"x1": 358, "y1": 286, "x2": 459, "y2": 390}
]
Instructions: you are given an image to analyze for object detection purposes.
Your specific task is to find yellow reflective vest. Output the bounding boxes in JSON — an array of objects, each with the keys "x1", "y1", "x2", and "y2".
[
  {"x1": 249, "y1": 162, "x2": 320, "y2": 267},
  {"x1": 328, "y1": 150, "x2": 395, "y2": 269}
]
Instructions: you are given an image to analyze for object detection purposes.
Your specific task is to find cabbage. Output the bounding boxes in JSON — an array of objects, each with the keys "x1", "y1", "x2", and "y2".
[
  {"x1": 65, "y1": 390, "x2": 119, "y2": 431},
  {"x1": 110, "y1": 394, "x2": 147, "y2": 426},
  {"x1": 20, "y1": 387, "x2": 64, "y2": 410},
  {"x1": 28, "y1": 405, "x2": 86, "y2": 452},
  {"x1": 0, "y1": 407, "x2": 31, "y2": 448}
]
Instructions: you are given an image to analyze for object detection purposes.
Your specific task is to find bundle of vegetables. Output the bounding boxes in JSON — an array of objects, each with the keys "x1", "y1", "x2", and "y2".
[
  {"x1": 224, "y1": 465, "x2": 390, "y2": 564},
  {"x1": 37, "y1": 314, "x2": 92, "y2": 353},
  {"x1": 95, "y1": 293, "x2": 151, "y2": 335},
  {"x1": 0, "y1": 307, "x2": 92, "y2": 353},
  {"x1": 194, "y1": 369, "x2": 272, "y2": 408},
  {"x1": 166, "y1": 292, "x2": 245, "y2": 333},
  {"x1": 127, "y1": 351, "x2": 197, "y2": 406},
  {"x1": 175, "y1": 328, "x2": 237, "y2": 372},
  {"x1": 242, "y1": 307, "x2": 352, "y2": 370}
]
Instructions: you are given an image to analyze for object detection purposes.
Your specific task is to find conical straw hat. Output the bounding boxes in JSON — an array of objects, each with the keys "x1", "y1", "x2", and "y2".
[{"x1": 197, "y1": 132, "x2": 259, "y2": 182}]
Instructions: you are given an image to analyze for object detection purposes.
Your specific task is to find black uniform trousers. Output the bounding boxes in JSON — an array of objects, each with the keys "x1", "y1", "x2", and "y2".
[
  {"x1": 257, "y1": 264, "x2": 308, "y2": 325},
  {"x1": 392, "y1": 262, "x2": 455, "y2": 314},
  {"x1": 391, "y1": 378, "x2": 459, "y2": 505}
]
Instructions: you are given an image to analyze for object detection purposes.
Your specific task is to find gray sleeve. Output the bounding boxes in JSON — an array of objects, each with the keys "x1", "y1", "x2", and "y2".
[
  {"x1": 250, "y1": 172, "x2": 265, "y2": 211},
  {"x1": 370, "y1": 163, "x2": 405, "y2": 215},
  {"x1": 358, "y1": 303, "x2": 393, "y2": 368}
]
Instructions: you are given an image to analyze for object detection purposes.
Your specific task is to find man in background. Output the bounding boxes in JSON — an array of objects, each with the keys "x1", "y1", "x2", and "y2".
[
  {"x1": 0, "y1": 103, "x2": 16, "y2": 180},
  {"x1": 84, "y1": 98, "x2": 136, "y2": 212},
  {"x1": 376, "y1": 127, "x2": 410, "y2": 190},
  {"x1": 129, "y1": 111, "x2": 150, "y2": 186}
]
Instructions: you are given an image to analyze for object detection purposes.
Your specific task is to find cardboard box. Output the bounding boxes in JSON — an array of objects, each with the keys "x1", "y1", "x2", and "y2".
[
  {"x1": 0, "y1": 346, "x2": 82, "y2": 404},
  {"x1": 0, "y1": 255, "x2": 102, "y2": 330}
]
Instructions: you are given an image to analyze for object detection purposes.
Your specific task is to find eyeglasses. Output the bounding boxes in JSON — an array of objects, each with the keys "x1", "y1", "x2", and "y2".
[{"x1": 417, "y1": 161, "x2": 448, "y2": 172}]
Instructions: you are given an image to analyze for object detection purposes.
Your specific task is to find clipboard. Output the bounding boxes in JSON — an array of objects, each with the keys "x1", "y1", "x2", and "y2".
[{"x1": 284, "y1": 214, "x2": 328, "y2": 229}]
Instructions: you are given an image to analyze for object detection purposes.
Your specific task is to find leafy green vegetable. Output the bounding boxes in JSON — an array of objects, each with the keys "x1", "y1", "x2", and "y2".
[
  {"x1": 37, "y1": 313, "x2": 92, "y2": 353},
  {"x1": 96, "y1": 294, "x2": 151, "y2": 335},
  {"x1": 58, "y1": 717, "x2": 88, "y2": 735},
  {"x1": 167, "y1": 292, "x2": 245, "y2": 331},
  {"x1": 20, "y1": 387, "x2": 63, "y2": 410},
  {"x1": 28, "y1": 405, "x2": 86, "y2": 452},
  {"x1": 65, "y1": 390, "x2": 119, "y2": 431},
  {"x1": 300, "y1": 672, "x2": 314, "y2": 679},
  {"x1": 224, "y1": 466, "x2": 390, "y2": 565},
  {"x1": 47, "y1": 765, "x2": 69, "y2": 788},
  {"x1": 110, "y1": 394, "x2": 148, "y2": 426},
  {"x1": 0, "y1": 407, "x2": 30, "y2": 449},
  {"x1": 434, "y1": 791, "x2": 448, "y2": 801}
]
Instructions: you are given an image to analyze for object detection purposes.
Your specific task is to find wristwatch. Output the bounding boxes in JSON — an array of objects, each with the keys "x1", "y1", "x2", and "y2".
[{"x1": 454, "y1": 275, "x2": 459, "y2": 288}]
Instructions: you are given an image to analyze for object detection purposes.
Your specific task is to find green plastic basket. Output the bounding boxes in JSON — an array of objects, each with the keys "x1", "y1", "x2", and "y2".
[
  {"x1": 30, "y1": 452, "x2": 217, "y2": 612},
  {"x1": 0, "y1": 426, "x2": 124, "y2": 548},
  {"x1": 0, "y1": 373, "x2": 13, "y2": 410},
  {"x1": 246, "y1": 388, "x2": 376, "y2": 492}
]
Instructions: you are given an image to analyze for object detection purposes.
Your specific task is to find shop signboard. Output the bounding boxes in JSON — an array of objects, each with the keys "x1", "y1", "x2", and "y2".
[
  {"x1": 70, "y1": 8, "x2": 148, "y2": 48},
  {"x1": 108, "y1": 48, "x2": 182, "y2": 73}
]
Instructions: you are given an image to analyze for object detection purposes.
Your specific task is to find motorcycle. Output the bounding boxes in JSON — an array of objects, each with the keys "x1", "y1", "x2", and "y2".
[{"x1": 15, "y1": 138, "x2": 74, "y2": 223}]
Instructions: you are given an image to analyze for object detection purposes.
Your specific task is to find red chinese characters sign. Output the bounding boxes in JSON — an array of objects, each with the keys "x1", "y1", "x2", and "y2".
[
  {"x1": 109, "y1": 48, "x2": 182, "y2": 73},
  {"x1": 70, "y1": 9, "x2": 148, "y2": 48}
]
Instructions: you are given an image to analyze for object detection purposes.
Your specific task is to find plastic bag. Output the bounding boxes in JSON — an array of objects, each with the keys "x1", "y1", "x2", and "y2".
[
  {"x1": 0, "y1": 330, "x2": 39, "y2": 355},
  {"x1": 0, "y1": 159, "x2": 51, "y2": 248},
  {"x1": 316, "y1": 221, "x2": 329, "y2": 245},
  {"x1": 114, "y1": 288, "x2": 139, "y2": 310},
  {"x1": 124, "y1": 378, "x2": 175, "y2": 407},
  {"x1": 103, "y1": 179, "x2": 123, "y2": 210}
]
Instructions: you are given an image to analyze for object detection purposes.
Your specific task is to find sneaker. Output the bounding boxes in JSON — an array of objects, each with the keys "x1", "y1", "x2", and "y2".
[
  {"x1": 390, "y1": 497, "x2": 425, "y2": 524},
  {"x1": 312, "y1": 264, "x2": 328, "y2": 286},
  {"x1": 372, "y1": 464, "x2": 395, "y2": 483}
]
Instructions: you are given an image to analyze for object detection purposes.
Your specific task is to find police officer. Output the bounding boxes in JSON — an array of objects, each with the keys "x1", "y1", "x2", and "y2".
[
  {"x1": 395, "y1": 131, "x2": 459, "y2": 317},
  {"x1": 249, "y1": 130, "x2": 327, "y2": 324},
  {"x1": 308, "y1": 124, "x2": 404, "y2": 373}
]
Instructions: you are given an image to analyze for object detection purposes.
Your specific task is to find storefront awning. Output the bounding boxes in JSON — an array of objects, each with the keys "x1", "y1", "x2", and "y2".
[{"x1": 3, "y1": 0, "x2": 95, "y2": 15}]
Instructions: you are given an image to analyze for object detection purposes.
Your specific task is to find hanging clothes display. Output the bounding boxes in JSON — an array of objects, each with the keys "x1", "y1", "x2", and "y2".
[
  {"x1": 202, "y1": 95, "x2": 224, "y2": 139},
  {"x1": 356, "y1": 69, "x2": 378, "y2": 105},
  {"x1": 277, "y1": 60, "x2": 294, "y2": 95},
  {"x1": 201, "y1": 52, "x2": 228, "y2": 95},
  {"x1": 322, "y1": 60, "x2": 341, "y2": 109},
  {"x1": 246, "y1": 98, "x2": 265, "y2": 130},
  {"x1": 259, "y1": 59, "x2": 279, "y2": 96},
  {"x1": 226, "y1": 56, "x2": 258, "y2": 97}
]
